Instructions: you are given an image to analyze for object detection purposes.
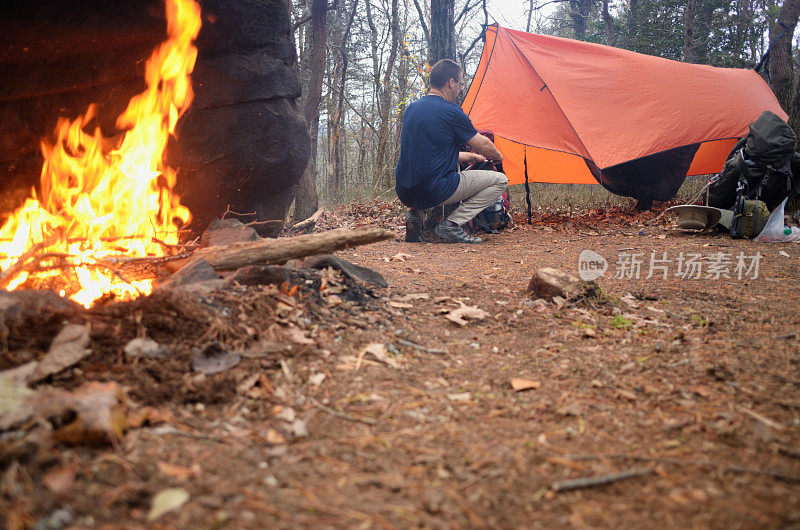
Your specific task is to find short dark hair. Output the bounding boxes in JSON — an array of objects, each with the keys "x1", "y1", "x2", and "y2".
[{"x1": 429, "y1": 59, "x2": 462, "y2": 89}]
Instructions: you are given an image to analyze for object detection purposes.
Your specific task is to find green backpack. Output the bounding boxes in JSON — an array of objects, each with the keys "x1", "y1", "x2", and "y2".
[{"x1": 730, "y1": 196, "x2": 769, "y2": 239}]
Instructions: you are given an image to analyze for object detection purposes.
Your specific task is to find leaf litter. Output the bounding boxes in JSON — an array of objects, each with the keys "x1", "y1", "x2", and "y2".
[{"x1": 1, "y1": 198, "x2": 800, "y2": 527}]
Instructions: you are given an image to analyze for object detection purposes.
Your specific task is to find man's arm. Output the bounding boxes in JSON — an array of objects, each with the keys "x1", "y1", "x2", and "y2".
[
  {"x1": 459, "y1": 151, "x2": 486, "y2": 165},
  {"x1": 467, "y1": 133, "x2": 503, "y2": 162}
]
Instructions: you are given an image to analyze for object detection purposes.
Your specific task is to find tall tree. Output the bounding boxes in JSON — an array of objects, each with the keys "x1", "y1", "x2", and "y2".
[
  {"x1": 295, "y1": 0, "x2": 329, "y2": 220},
  {"x1": 767, "y1": 0, "x2": 800, "y2": 115},
  {"x1": 327, "y1": 0, "x2": 359, "y2": 202},
  {"x1": 683, "y1": 0, "x2": 697, "y2": 62},
  {"x1": 375, "y1": 0, "x2": 401, "y2": 188},
  {"x1": 430, "y1": 0, "x2": 456, "y2": 62}
]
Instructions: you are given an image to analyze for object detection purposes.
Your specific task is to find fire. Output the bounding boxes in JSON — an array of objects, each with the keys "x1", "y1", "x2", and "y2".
[{"x1": 0, "y1": 0, "x2": 200, "y2": 307}]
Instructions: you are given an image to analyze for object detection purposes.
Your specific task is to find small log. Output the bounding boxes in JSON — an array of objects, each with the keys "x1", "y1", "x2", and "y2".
[{"x1": 190, "y1": 227, "x2": 394, "y2": 271}]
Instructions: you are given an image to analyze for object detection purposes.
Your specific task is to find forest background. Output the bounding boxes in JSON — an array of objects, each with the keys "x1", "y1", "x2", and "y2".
[{"x1": 289, "y1": 0, "x2": 800, "y2": 219}]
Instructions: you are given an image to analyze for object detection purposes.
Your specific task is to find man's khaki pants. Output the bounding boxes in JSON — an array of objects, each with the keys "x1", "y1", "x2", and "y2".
[{"x1": 438, "y1": 170, "x2": 508, "y2": 226}]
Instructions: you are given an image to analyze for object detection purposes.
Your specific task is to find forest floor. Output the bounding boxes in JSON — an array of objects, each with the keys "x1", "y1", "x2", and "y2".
[{"x1": 2, "y1": 200, "x2": 800, "y2": 529}]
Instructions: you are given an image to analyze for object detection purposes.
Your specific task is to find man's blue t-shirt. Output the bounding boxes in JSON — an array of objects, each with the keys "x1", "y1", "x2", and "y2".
[{"x1": 395, "y1": 95, "x2": 478, "y2": 210}]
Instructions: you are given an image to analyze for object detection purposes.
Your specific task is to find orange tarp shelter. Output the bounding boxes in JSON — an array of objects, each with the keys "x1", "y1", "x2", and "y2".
[{"x1": 462, "y1": 24, "x2": 787, "y2": 200}]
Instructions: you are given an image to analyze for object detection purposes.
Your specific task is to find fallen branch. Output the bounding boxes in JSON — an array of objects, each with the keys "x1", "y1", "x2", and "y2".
[
  {"x1": 552, "y1": 467, "x2": 653, "y2": 492},
  {"x1": 289, "y1": 207, "x2": 324, "y2": 233},
  {"x1": 190, "y1": 227, "x2": 394, "y2": 271},
  {"x1": 564, "y1": 454, "x2": 800, "y2": 483},
  {"x1": 309, "y1": 397, "x2": 376, "y2": 426}
]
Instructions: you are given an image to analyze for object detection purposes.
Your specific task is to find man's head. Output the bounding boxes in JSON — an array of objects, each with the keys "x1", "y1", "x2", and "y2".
[{"x1": 429, "y1": 59, "x2": 463, "y2": 102}]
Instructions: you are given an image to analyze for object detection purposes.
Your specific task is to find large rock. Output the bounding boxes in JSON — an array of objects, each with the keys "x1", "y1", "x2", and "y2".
[
  {"x1": 171, "y1": 0, "x2": 309, "y2": 237},
  {"x1": 526, "y1": 268, "x2": 592, "y2": 300}
]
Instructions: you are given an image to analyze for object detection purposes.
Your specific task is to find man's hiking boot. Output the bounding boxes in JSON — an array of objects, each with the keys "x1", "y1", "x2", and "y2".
[
  {"x1": 404, "y1": 209, "x2": 423, "y2": 242},
  {"x1": 434, "y1": 220, "x2": 482, "y2": 244}
]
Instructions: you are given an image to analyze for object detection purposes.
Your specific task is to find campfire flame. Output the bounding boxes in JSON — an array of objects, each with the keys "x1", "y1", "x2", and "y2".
[{"x1": 0, "y1": 0, "x2": 200, "y2": 307}]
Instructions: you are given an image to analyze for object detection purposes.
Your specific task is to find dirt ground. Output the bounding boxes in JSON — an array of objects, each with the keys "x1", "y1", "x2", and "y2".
[{"x1": 3, "y1": 204, "x2": 800, "y2": 529}]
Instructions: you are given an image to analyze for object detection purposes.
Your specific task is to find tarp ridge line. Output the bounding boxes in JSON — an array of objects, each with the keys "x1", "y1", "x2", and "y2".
[{"x1": 465, "y1": 24, "x2": 499, "y2": 117}]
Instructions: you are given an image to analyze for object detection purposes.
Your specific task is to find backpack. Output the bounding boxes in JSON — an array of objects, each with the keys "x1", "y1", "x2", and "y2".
[
  {"x1": 461, "y1": 131, "x2": 512, "y2": 233},
  {"x1": 730, "y1": 197, "x2": 770, "y2": 239},
  {"x1": 708, "y1": 111, "x2": 799, "y2": 238}
]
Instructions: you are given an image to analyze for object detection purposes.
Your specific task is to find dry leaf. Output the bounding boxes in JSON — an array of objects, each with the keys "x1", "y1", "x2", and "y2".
[
  {"x1": 445, "y1": 306, "x2": 488, "y2": 326},
  {"x1": 148, "y1": 487, "x2": 190, "y2": 521},
  {"x1": 127, "y1": 406, "x2": 171, "y2": 428},
  {"x1": 308, "y1": 373, "x2": 326, "y2": 386},
  {"x1": 157, "y1": 461, "x2": 200, "y2": 481},
  {"x1": 44, "y1": 464, "x2": 79, "y2": 494},
  {"x1": 264, "y1": 429, "x2": 286, "y2": 444},
  {"x1": 280, "y1": 326, "x2": 315, "y2": 346},
  {"x1": 358, "y1": 343, "x2": 398, "y2": 368},
  {"x1": 0, "y1": 369, "x2": 34, "y2": 417},
  {"x1": 29, "y1": 324, "x2": 90, "y2": 384},
  {"x1": 0, "y1": 382, "x2": 129, "y2": 443},
  {"x1": 511, "y1": 378, "x2": 541, "y2": 391},
  {"x1": 236, "y1": 373, "x2": 274, "y2": 399}
]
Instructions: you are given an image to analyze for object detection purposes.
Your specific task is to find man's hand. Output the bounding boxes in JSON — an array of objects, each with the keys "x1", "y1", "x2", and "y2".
[
  {"x1": 467, "y1": 133, "x2": 504, "y2": 163},
  {"x1": 459, "y1": 151, "x2": 487, "y2": 165}
]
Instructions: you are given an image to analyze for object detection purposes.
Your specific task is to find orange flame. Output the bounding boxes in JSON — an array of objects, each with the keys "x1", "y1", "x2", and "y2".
[{"x1": 0, "y1": 0, "x2": 200, "y2": 307}]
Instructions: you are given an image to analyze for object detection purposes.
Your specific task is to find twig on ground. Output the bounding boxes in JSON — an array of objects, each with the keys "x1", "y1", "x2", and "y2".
[
  {"x1": 397, "y1": 339, "x2": 445, "y2": 354},
  {"x1": 310, "y1": 397, "x2": 376, "y2": 426},
  {"x1": 552, "y1": 467, "x2": 653, "y2": 492},
  {"x1": 245, "y1": 219, "x2": 283, "y2": 227},
  {"x1": 738, "y1": 406, "x2": 785, "y2": 431},
  {"x1": 564, "y1": 454, "x2": 800, "y2": 483},
  {"x1": 289, "y1": 208, "x2": 324, "y2": 232}
]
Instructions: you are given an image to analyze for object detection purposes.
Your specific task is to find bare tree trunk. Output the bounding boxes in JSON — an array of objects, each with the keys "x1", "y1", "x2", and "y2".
[
  {"x1": 295, "y1": 0, "x2": 327, "y2": 220},
  {"x1": 602, "y1": 0, "x2": 615, "y2": 45},
  {"x1": 328, "y1": 0, "x2": 359, "y2": 204},
  {"x1": 527, "y1": 0, "x2": 534, "y2": 32},
  {"x1": 430, "y1": 0, "x2": 456, "y2": 62},
  {"x1": 683, "y1": 0, "x2": 696, "y2": 62},
  {"x1": 374, "y1": 0, "x2": 400, "y2": 188},
  {"x1": 768, "y1": 0, "x2": 800, "y2": 113}
]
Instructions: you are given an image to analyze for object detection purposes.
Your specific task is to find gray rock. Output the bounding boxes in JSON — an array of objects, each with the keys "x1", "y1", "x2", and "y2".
[
  {"x1": 158, "y1": 258, "x2": 219, "y2": 290},
  {"x1": 526, "y1": 268, "x2": 591, "y2": 300}
]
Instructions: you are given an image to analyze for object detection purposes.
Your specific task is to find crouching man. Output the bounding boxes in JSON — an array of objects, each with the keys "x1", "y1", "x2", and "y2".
[{"x1": 395, "y1": 59, "x2": 507, "y2": 244}]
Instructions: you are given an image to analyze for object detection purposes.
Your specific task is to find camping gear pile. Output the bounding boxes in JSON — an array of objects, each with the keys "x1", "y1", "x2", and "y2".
[
  {"x1": 707, "y1": 111, "x2": 800, "y2": 238},
  {"x1": 666, "y1": 111, "x2": 800, "y2": 240}
]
